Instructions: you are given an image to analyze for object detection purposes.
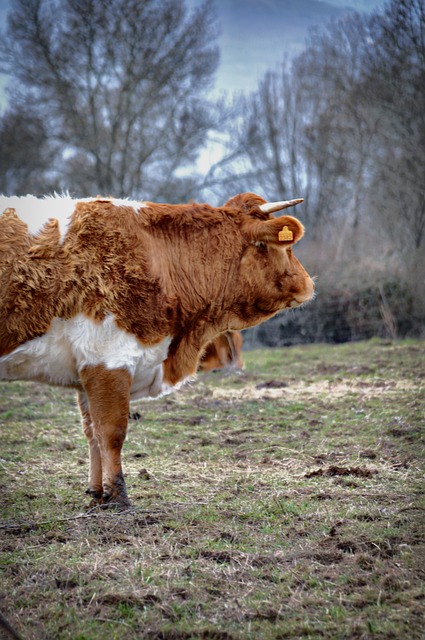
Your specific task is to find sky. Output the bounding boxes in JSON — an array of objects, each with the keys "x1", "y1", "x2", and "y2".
[
  {"x1": 186, "y1": 0, "x2": 386, "y2": 169},
  {"x1": 0, "y1": 0, "x2": 385, "y2": 107},
  {"x1": 187, "y1": 0, "x2": 385, "y2": 94}
]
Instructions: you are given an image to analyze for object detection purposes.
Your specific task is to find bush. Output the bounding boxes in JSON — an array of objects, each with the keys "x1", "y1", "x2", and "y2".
[{"x1": 244, "y1": 281, "x2": 424, "y2": 347}]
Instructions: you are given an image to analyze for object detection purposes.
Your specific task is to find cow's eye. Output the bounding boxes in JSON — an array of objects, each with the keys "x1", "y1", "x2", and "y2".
[{"x1": 254, "y1": 241, "x2": 267, "y2": 251}]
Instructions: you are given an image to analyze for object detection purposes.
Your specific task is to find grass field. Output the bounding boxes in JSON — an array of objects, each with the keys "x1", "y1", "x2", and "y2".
[{"x1": 0, "y1": 339, "x2": 424, "y2": 639}]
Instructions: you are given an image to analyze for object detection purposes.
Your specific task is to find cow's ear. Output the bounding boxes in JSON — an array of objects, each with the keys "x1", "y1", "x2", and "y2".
[{"x1": 248, "y1": 215, "x2": 305, "y2": 246}]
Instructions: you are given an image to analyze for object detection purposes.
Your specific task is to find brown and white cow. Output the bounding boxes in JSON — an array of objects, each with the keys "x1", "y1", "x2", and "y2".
[
  {"x1": 0, "y1": 192, "x2": 314, "y2": 507},
  {"x1": 199, "y1": 331, "x2": 243, "y2": 372}
]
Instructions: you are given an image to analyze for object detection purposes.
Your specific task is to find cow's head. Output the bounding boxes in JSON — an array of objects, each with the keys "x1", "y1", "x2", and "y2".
[{"x1": 224, "y1": 193, "x2": 315, "y2": 329}]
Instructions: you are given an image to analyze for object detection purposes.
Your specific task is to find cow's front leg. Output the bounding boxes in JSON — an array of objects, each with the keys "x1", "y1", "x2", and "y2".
[{"x1": 79, "y1": 365, "x2": 132, "y2": 508}]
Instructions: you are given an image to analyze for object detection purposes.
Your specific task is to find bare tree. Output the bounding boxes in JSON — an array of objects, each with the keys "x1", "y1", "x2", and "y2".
[
  {"x1": 198, "y1": 66, "x2": 315, "y2": 224},
  {"x1": 291, "y1": 12, "x2": 383, "y2": 240},
  {"x1": 223, "y1": 1, "x2": 424, "y2": 246},
  {"x1": 0, "y1": 106, "x2": 58, "y2": 195},
  {"x1": 216, "y1": 13, "x2": 377, "y2": 234},
  {"x1": 238, "y1": 68, "x2": 306, "y2": 200},
  {"x1": 294, "y1": 0, "x2": 425, "y2": 259},
  {"x1": 364, "y1": 0, "x2": 425, "y2": 252},
  {"x1": 221, "y1": 0, "x2": 424, "y2": 341},
  {"x1": 0, "y1": 0, "x2": 219, "y2": 199}
]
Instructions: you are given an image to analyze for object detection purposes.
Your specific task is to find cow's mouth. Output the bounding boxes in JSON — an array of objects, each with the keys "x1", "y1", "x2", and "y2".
[{"x1": 290, "y1": 277, "x2": 316, "y2": 307}]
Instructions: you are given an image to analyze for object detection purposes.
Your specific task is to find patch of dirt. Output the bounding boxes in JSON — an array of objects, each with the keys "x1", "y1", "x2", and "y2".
[
  {"x1": 98, "y1": 591, "x2": 161, "y2": 606},
  {"x1": 317, "y1": 363, "x2": 344, "y2": 374},
  {"x1": 346, "y1": 365, "x2": 374, "y2": 374},
  {"x1": 211, "y1": 378, "x2": 415, "y2": 401},
  {"x1": 255, "y1": 379, "x2": 289, "y2": 389},
  {"x1": 54, "y1": 577, "x2": 79, "y2": 590},
  {"x1": 138, "y1": 468, "x2": 152, "y2": 480},
  {"x1": 187, "y1": 415, "x2": 206, "y2": 426},
  {"x1": 198, "y1": 550, "x2": 235, "y2": 564},
  {"x1": 305, "y1": 465, "x2": 377, "y2": 479},
  {"x1": 359, "y1": 449, "x2": 377, "y2": 459},
  {"x1": 244, "y1": 608, "x2": 281, "y2": 621}
]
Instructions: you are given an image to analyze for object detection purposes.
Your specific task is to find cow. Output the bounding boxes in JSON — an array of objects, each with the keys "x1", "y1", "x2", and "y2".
[
  {"x1": 199, "y1": 331, "x2": 243, "y2": 372},
  {"x1": 0, "y1": 192, "x2": 314, "y2": 508}
]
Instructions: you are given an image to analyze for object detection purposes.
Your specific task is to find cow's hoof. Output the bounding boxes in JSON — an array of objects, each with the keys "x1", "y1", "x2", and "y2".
[
  {"x1": 101, "y1": 491, "x2": 131, "y2": 510},
  {"x1": 85, "y1": 487, "x2": 102, "y2": 500}
]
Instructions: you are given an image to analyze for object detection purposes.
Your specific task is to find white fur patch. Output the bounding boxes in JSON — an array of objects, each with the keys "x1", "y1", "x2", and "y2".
[
  {"x1": 0, "y1": 194, "x2": 146, "y2": 237},
  {"x1": 109, "y1": 198, "x2": 147, "y2": 212},
  {"x1": 0, "y1": 314, "x2": 171, "y2": 399}
]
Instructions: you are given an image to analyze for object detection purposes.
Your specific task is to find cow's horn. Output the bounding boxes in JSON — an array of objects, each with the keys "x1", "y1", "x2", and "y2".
[{"x1": 259, "y1": 198, "x2": 304, "y2": 214}]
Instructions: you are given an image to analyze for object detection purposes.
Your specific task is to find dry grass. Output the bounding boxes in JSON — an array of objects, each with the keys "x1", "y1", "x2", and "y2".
[{"x1": 0, "y1": 339, "x2": 424, "y2": 639}]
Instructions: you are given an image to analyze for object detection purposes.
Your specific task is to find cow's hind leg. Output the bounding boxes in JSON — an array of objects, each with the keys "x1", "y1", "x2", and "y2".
[
  {"x1": 78, "y1": 390, "x2": 103, "y2": 501},
  {"x1": 80, "y1": 365, "x2": 132, "y2": 509}
]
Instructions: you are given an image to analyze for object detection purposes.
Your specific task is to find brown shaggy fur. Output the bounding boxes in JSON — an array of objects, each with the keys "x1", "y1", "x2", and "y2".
[{"x1": 0, "y1": 193, "x2": 310, "y2": 383}]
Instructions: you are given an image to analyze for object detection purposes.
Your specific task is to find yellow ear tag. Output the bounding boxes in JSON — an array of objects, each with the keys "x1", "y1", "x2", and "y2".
[{"x1": 278, "y1": 225, "x2": 293, "y2": 242}]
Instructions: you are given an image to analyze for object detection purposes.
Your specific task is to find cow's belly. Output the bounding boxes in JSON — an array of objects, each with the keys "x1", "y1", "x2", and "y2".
[{"x1": 0, "y1": 314, "x2": 171, "y2": 398}]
